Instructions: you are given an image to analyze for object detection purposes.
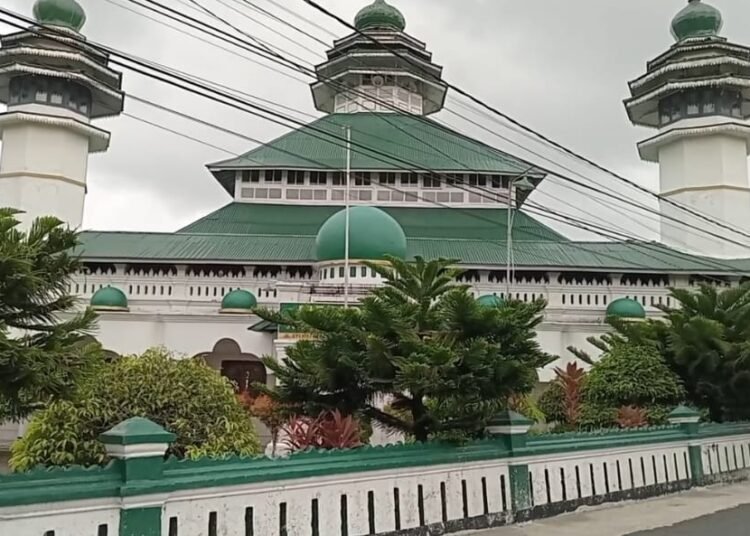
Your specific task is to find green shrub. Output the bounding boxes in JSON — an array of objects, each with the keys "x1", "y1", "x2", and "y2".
[
  {"x1": 11, "y1": 348, "x2": 260, "y2": 471},
  {"x1": 579, "y1": 344, "x2": 684, "y2": 429},
  {"x1": 537, "y1": 382, "x2": 566, "y2": 423}
]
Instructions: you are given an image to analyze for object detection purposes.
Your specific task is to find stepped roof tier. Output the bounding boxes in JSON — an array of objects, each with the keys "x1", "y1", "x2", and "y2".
[
  {"x1": 208, "y1": 113, "x2": 542, "y2": 198},
  {"x1": 76, "y1": 203, "x2": 750, "y2": 273}
]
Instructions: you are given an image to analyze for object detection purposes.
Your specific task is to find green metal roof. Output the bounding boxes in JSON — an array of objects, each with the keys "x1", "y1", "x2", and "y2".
[
  {"x1": 208, "y1": 113, "x2": 536, "y2": 175},
  {"x1": 179, "y1": 203, "x2": 565, "y2": 242},
  {"x1": 76, "y1": 231, "x2": 750, "y2": 273}
]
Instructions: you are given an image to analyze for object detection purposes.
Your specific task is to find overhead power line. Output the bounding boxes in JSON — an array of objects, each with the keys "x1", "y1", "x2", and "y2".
[
  {"x1": 115, "y1": 0, "x2": 750, "y2": 253},
  {"x1": 299, "y1": 0, "x2": 750, "y2": 244},
  {"x1": 0, "y1": 9, "x2": 745, "y2": 276}
]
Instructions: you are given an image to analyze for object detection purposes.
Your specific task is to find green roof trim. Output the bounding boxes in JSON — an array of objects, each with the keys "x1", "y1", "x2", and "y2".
[
  {"x1": 208, "y1": 113, "x2": 539, "y2": 194},
  {"x1": 99, "y1": 417, "x2": 176, "y2": 446},
  {"x1": 315, "y1": 206, "x2": 407, "y2": 261}
]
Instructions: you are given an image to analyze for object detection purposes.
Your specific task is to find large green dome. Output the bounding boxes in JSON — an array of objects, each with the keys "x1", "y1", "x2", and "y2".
[
  {"x1": 354, "y1": 0, "x2": 406, "y2": 32},
  {"x1": 606, "y1": 298, "x2": 646, "y2": 320},
  {"x1": 315, "y1": 206, "x2": 407, "y2": 262},
  {"x1": 90, "y1": 287, "x2": 128, "y2": 311},
  {"x1": 220, "y1": 289, "x2": 257, "y2": 313},
  {"x1": 33, "y1": 0, "x2": 87, "y2": 32},
  {"x1": 671, "y1": 0, "x2": 722, "y2": 41}
]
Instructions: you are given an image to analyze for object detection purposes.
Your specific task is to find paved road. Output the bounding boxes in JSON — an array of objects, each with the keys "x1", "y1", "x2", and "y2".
[
  {"x1": 628, "y1": 504, "x2": 750, "y2": 535},
  {"x1": 465, "y1": 482, "x2": 750, "y2": 536}
]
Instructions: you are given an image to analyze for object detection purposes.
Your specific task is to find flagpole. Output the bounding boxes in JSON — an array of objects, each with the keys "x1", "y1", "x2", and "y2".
[{"x1": 344, "y1": 126, "x2": 352, "y2": 308}]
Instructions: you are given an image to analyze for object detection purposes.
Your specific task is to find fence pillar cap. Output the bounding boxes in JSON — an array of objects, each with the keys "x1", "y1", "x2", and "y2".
[
  {"x1": 486, "y1": 410, "x2": 533, "y2": 436},
  {"x1": 99, "y1": 417, "x2": 175, "y2": 459},
  {"x1": 668, "y1": 405, "x2": 701, "y2": 424}
]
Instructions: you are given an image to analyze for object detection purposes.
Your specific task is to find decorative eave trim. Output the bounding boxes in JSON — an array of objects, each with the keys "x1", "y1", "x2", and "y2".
[
  {"x1": 311, "y1": 68, "x2": 448, "y2": 93},
  {"x1": 625, "y1": 75, "x2": 750, "y2": 111},
  {"x1": 630, "y1": 56, "x2": 750, "y2": 92},
  {"x1": 0, "y1": 64, "x2": 124, "y2": 115},
  {"x1": 0, "y1": 47, "x2": 121, "y2": 86},
  {"x1": 0, "y1": 111, "x2": 111, "y2": 152},
  {"x1": 316, "y1": 51, "x2": 441, "y2": 77},
  {"x1": 0, "y1": 29, "x2": 108, "y2": 60},
  {"x1": 219, "y1": 308, "x2": 255, "y2": 315},
  {"x1": 647, "y1": 39, "x2": 749, "y2": 71},
  {"x1": 637, "y1": 121, "x2": 750, "y2": 161}
]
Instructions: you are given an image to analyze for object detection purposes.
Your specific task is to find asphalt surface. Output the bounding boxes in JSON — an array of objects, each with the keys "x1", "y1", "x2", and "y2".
[
  {"x1": 628, "y1": 504, "x2": 750, "y2": 535},
  {"x1": 465, "y1": 482, "x2": 750, "y2": 536}
]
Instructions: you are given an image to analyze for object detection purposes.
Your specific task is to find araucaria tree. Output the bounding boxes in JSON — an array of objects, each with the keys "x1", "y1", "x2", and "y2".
[
  {"x1": 0, "y1": 208, "x2": 100, "y2": 421},
  {"x1": 259, "y1": 257, "x2": 553, "y2": 441},
  {"x1": 571, "y1": 283, "x2": 750, "y2": 422}
]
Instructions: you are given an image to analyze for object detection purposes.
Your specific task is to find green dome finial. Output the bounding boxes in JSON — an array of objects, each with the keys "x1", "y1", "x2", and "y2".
[
  {"x1": 33, "y1": 0, "x2": 87, "y2": 32},
  {"x1": 354, "y1": 0, "x2": 406, "y2": 32},
  {"x1": 671, "y1": 0, "x2": 722, "y2": 41}
]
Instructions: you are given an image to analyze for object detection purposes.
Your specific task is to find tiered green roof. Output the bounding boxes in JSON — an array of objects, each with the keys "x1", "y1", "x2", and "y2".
[
  {"x1": 208, "y1": 113, "x2": 541, "y2": 196},
  {"x1": 77, "y1": 203, "x2": 750, "y2": 272}
]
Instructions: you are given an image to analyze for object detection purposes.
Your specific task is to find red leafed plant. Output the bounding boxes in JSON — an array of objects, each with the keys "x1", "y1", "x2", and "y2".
[
  {"x1": 616, "y1": 405, "x2": 648, "y2": 428},
  {"x1": 553, "y1": 362, "x2": 586, "y2": 427},
  {"x1": 283, "y1": 410, "x2": 363, "y2": 451}
]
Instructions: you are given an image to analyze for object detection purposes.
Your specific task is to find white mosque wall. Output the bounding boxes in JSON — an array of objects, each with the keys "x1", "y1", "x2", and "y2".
[{"x1": 92, "y1": 312, "x2": 273, "y2": 361}]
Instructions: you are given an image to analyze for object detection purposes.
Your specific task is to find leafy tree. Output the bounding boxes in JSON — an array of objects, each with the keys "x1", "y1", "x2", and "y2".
[
  {"x1": 258, "y1": 257, "x2": 553, "y2": 442},
  {"x1": 0, "y1": 208, "x2": 101, "y2": 421},
  {"x1": 572, "y1": 283, "x2": 750, "y2": 421},
  {"x1": 10, "y1": 348, "x2": 260, "y2": 470},
  {"x1": 578, "y1": 344, "x2": 684, "y2": 429}
]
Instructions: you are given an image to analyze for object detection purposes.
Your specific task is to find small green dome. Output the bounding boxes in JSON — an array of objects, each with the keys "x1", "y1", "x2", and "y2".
[
  {"x1": 477, "y1": 294, "x2": 505, "y2": 308},
  {"x1": 316, "y1": 206, "x2": 407, "y2": 262},
  {"x1": 220, "y1": 289, "x2": 257, "y2": 313},
  {"x1": 90, "y1": 287, "x2": 128, "y2": 311},
  {"x1": 671, "y1": 0, "x2": 722, "y2": 41},
  {"x1": 606, "y1": 298, "x2": 646, "y2": 320},
  {"x1": 33, "y1": 0, "x2": 87, "y2": 32},
  {"x1": 354, "y1": 0, "x2": 406, "y2": 32}
]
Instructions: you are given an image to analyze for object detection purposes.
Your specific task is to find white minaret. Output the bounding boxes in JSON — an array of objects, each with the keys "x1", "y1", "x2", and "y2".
[
  {"x1": 626, "y1": 0, "x2": 750, "y2": 259},
  {"x1": 0, "y1": 0, "x2": 124, "y2": 229}
]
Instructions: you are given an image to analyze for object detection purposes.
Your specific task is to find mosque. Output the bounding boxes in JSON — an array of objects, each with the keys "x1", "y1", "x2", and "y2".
[{"x1": 1, "y1": 0, "x2": 749, "y2": 418}]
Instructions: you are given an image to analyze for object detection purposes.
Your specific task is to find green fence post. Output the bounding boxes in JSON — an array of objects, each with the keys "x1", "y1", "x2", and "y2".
[
  {"x1": 486, "y1": 410, "x2": 533, "y2": 516},
  {"x1": 668, "y1": 405, "x2": 702, "y2": 485},
  {"x1": 100, "y1": 418, "x2": 176, "y2": 536}
]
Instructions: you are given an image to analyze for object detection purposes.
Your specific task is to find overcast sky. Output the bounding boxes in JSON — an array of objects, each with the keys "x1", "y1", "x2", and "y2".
[{"x1": 2, "y1": 0, "x2": 749, "y2": 241}]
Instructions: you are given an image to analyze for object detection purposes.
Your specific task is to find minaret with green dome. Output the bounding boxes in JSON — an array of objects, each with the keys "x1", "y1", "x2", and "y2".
[
  {"x1": 625, "y1": 0, "x2": 750, "y2": 259},
  {"x1": 0, "y1": 0, "x2": 124, "y2": 229},
  {"x1": 311, "y1": 0, "x2": 447, "y2": 115}
]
